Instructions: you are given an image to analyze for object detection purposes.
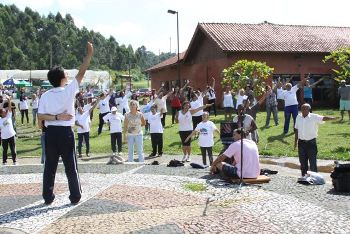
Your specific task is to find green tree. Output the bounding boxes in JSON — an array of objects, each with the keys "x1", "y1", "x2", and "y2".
[
  {"x1": 222, "y1": 60, "x2": 274, "y2": 96},
  {"x1": 323, "y1": 47, "x2": 350, "y2": 82}
]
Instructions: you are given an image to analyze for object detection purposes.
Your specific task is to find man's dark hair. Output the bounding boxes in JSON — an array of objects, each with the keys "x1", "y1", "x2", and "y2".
[
  {"x1": 47, "y1": 66, "x2": 65, "y2": 87},
  {"x1": 234, "y1": 128, "x2": 246, "y2": 138}
]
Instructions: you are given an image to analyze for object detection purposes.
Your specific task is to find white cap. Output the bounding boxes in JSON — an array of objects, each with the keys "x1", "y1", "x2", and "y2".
[{"x1": 111, "y1": 106, "x2": 117, "y2": 112}]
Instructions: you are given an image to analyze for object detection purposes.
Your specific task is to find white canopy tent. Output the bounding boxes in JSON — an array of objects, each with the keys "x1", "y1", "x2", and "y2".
[{"x1": 0, "y1": 70, "x2": 111, "y2": 90}]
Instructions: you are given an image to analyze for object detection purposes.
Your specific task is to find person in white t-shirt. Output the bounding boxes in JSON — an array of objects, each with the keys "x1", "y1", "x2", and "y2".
[
  {"x1": 176, "y1": 101, "x2": 212, "y2": 162},
  {"x1": 153, "y1": 91, "x2": 169, "y2": 127},
  {"x1": 222, "y1": 86, "x2": 234, "y2": 120},
  {"x1": 97, "y1": 89, "x2": 113, "y2": 135},
  {"x1": 37, "y1": 42, "x2": 93, "y2": 205},
  {"x1": 282, "y1": 81, "x2": 303, "y2": 134},
  {"x1": 75, "y1": 98, "x2": 99, "y2": 158},
  {"x1": 236, "y1": 89, "x2": 247, "y2": 111},
  {"x1": 147, "y1": 104, "x2": 164, "y2": 157},
  {"x1": 31, "y1": 94, "x2": 39, "y2": 126},
  {"x1": 0, "y1": 97, "x2": 17, "y2": 165},
  {"x1": 210, "y1": 129, "x2": 260, "y2": 179},
  {"x1": 190, "y1": 91, "x2": 206, "y2": 130},
  {"x1": 115, "y1": 90, "x2": 132, "y2": 114},
  {"x1": 185, "y1": 112, "x2": 219, "y2": 165},
  {"x1": 104, "y1": 106, "x2": 125, "y2": 164},
  {"x1": 18, "y1": 95, "x2": 29, "y2": 125}
]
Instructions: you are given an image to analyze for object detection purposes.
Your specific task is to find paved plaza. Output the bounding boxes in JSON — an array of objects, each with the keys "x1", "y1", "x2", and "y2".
[{"x1": 0, "y1": 156, "x2": 349, "y2": 234}]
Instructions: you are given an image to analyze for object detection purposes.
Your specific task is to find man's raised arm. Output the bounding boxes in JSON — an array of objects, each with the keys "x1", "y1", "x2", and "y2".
[{"x1": 76, "y1": 42, "x2": 94, "y2": 84}]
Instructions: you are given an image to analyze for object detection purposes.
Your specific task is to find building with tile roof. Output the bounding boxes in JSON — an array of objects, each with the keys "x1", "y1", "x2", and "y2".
[{"x1": 146, "y1": 22, "x2": 350, "y2": 107}]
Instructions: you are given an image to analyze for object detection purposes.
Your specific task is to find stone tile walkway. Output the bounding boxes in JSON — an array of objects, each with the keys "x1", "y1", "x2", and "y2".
[{"x1": 0, "y1": 160, "x2": 349, "y2": 234}]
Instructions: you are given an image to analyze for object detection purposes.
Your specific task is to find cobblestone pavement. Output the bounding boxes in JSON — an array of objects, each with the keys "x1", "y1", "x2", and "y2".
[{"x1": 0, "y1": 160, "x2": 349, "y2": 234}]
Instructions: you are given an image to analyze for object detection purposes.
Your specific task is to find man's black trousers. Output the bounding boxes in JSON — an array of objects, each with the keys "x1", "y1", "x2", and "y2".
[
  {"x1": 43, "y1": 126, "x2": 81, "y2": 203},
  {"x1": 298, "y1": 138, "x2": 318, "y2": 176}
]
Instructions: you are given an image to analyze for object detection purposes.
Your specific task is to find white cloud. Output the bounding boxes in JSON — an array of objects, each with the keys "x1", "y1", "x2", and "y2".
[
  {"x1": 94, "y1": 21, "x2": 144, "y2": 37},
  {"x1": 57, "y1": 0, "x2": 86, "y2": 10}
]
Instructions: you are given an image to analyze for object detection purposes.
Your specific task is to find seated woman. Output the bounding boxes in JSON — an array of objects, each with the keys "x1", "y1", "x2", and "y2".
[{"x1": 210, "y1": 129, "x2": 260, "y2": 179}]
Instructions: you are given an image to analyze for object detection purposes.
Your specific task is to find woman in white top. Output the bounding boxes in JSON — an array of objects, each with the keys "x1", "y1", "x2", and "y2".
[
  {"x1": 104, "y1": 106, "x2": 125, "y2": 164},
  {"x1": 19, "y1": 94, "x2": 29, "y2": 124},
  {"x1": 97, "y1": 89, "x2": 112, "y2": 135},
  {"x1": 75, "y1": 98, "x2": 99, "y2": 158},
  {"x1": 185, "y1": 112, "x2": 220, "y2": 165},
  {"x1": 0, "y1": 97, "x2": 17, "y2": 165},
  {"x1": 233, "y1": 104, "x2": 257, "y2": 142},
  {"x1": 147, "y1": 104, "x2": 164, "y2": 157},
  {"x1": 175, "y1": 101, "x2": 212, "y2": 162},
  {"x1": 190, "y1": 91, "x2": 205, "y2": 130},
  {"x1": 31, "y1": 94, "x2": 39, "y2": 126},
  {"x1": 236, "y1": 89, "x2": 247, "y2": 111},
  {"x1": 124, "y1": 100, "x2": 146, "y2": 162},
  {"x1": 205, "y1": 77, "x2": 217, "y2": 116},
  {"x1": 153, "y1": 91, "x2": 169, "y2": 127},
  {"x1": 116, "y1": 90, "x2": 132, "y2": 114},
  {"x1": 222, "y1": 86, "x2": 234, "y2": 120}
]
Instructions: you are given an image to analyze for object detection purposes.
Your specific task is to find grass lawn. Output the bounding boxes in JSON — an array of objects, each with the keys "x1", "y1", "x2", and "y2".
[{"x1": 15, "y1": 107, "x2": 350, "y2": 161}]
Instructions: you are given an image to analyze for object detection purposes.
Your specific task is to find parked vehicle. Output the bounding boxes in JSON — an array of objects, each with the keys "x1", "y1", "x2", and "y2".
[{"x1": 137, "y1": 88, "x2": 151, "y2": 97}]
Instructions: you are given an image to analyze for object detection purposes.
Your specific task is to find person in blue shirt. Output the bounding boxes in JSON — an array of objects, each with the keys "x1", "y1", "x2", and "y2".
[{"x1": 303, "y1": 76, "x2": 325, "y2": 111}]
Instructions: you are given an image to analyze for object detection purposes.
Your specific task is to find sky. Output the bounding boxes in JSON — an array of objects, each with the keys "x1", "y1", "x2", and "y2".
[{"x1": 2, "y1": 0, "x2": 350, "y2": 54}]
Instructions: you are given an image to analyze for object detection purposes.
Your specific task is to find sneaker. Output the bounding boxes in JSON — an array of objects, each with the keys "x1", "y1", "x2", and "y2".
[
  {"x1": 86, "y1": 154, "x2": 90, "y2": 157},
  {"x1": 78, "y1": 154, "x2": 82, "y2": 158},
  {"x1": 107, "y1": 156, "x2": 115, "y2": 165},
  {"x1": 158, "y1": 153, "x2": 163, "y2": 157},
  {"x1": 148, "y1": 153, "x2": 156, "y2": 157},
  {"x1": 186, "y1": 156, "x2": 191, "y2": 162},
  {"x1": 112, "y1": 152, "x2": 116, "y2": 156},
  {"x1": 2, "y1": 162, "x2": 7, "y2": 165},
  {"x1": 115, "y1": 155, "x2": 124, "y2": 162},
  {"x1": 181, "y1": 155, "x2": 187, "y2": 162},
  {"x1": 13, "y1": 162, "x2": 17, "y2": 165}
]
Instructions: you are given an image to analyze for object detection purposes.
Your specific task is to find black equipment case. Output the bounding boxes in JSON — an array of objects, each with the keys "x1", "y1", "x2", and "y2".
[{"x1": 330, "y1": 162, "x2": 350, "y2": 192}]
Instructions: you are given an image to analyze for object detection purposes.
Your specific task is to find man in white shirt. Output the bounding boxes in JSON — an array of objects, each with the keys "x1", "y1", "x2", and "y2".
[
  {"x1": 282, "y1": 81, "x2": 303, "y2": 134},
  {"x1": 294, "y1": 103, "x2": 336, "y2": 176},
  {"x1": 38, "y1": 42, "x2": 93, "y2": 205},
  {"x1": 210, "y1": 128, "x2": 260, "y2": 179}
]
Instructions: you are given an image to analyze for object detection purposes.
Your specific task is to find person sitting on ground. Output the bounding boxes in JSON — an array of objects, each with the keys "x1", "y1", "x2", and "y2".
[
  {"x1": 185, "y1": 112, "x2": 220, "y2": 166},
  {"x1": 104, "y1": 106, "x2": 125, "y2": 164},
  {"x1": 210, "y1": 128, "x2": 260, "y2": 179}
]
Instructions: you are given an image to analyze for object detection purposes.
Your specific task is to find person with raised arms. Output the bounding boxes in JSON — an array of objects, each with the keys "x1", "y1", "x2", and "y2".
[{"x1": 38, "y1": 42, "x2": 93, "y2": 205}]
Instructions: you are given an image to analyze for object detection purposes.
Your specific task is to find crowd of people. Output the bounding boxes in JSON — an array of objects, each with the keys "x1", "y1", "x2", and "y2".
[{"x1": 0, "y1": 42, "x2": 348, "y2": 205}]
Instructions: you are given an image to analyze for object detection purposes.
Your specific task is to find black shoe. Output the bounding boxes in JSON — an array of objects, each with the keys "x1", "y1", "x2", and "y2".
[
  {"x1": 70, "y1": 198, "x2": 80, "y2": 205},
  {"x1": 44, "y1": 195, "x2": 55, "y2": 205},
  {"x1": 158, "y1": 153, "x2": 162, "y2": 157},
  {"x1": 148, "y1": 153, "x2": 156, "y2": 157},
  {"x1": 78, "y1": 154, "x2": 82, "y2": 158}
]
